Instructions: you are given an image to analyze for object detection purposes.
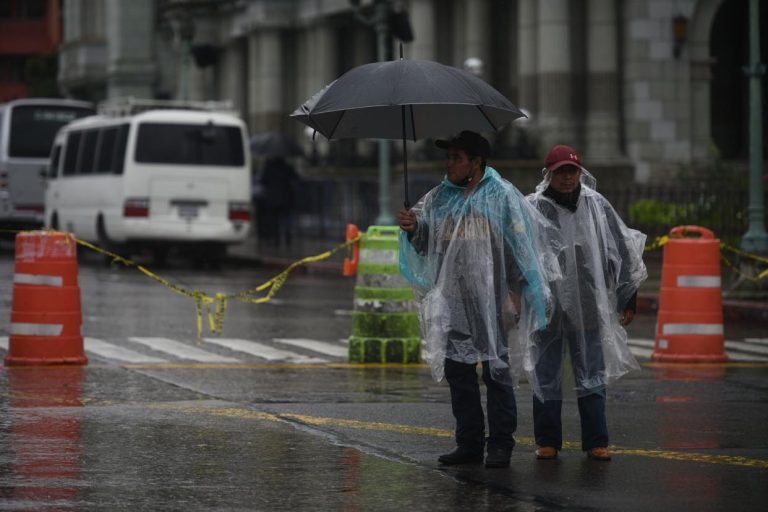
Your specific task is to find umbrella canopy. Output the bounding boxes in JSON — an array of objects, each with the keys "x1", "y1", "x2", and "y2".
[
  {"x1": 250, "y1": 132, "x2": 304, "y2": 158},
  {"x1": 291, "y1": 58, "x2": 525, "y2": 141},
  {"x1": 290, "y1": 58, "x2": 526, "y2": 205}
]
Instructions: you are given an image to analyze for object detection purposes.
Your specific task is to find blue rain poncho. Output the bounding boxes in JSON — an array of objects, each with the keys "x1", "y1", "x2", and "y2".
[
  {"x1": 526, "y1": 168, "x2": 647, "y2": 401},
  {"x1": 400, "y1": 167, "x2": 559, "y2": 384}
]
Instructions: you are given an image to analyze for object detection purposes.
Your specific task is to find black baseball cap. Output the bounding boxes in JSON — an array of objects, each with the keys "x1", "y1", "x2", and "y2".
[{"x1": 435, "y1": 130, "x2": 491, "y2": 159}]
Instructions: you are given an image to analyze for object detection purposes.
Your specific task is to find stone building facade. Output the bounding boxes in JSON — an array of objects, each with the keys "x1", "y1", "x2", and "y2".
[{"x1": 57, "y1": 0, "x2": 765, "y2": 183}]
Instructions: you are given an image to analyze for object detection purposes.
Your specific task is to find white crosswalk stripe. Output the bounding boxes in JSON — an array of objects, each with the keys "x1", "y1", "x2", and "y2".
[
  {"x1": 85, "y1": 337, "x2": 167, "y2": 363},
  {"x1": 727, "y1": 339, "x2": 768, "y2": 356},
  {"x1": 203, "y1": 337, "x2": 328, "y2": 363},
  {"x1": 129, "y1": 337, "x2": 241, "y2": 363},
  {"x1": 2, "y1": 335, "x2": 767, "y2": 365},
  {"x1": 272, "y1": 338, "x2": 348, "y2": 358}
]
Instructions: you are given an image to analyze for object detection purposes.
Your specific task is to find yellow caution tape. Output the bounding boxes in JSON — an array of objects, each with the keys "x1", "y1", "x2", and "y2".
[
  {"x1": 1, "y1": 228, "x2": 361, "y2": 339},
  {"x1": 719, "y1": 243, "x2": 768, "y2": 282},
  {"x1": 644, "y1": 235, "x2": 670, "y2": 252},
  {"x1": 642, "y1": 235, "x2": 768, "y2": 280}
]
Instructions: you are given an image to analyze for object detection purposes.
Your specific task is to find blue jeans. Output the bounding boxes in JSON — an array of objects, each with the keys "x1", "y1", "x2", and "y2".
[
  {"x1": 532, "y1": 328, "x2": 608, "y2": 451},
  {"x1": 533, "y1": 390, "x2": 608, "y2": 451},
  {"x1": 445, "y1": 357, "x2": 517, "y2": 452}
]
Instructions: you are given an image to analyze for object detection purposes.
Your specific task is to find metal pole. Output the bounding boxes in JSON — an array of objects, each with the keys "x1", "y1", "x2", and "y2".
[
  {"x1": 374, "y1": 0, "x2": 394, "y2": 225},
  {"x1": 741, "y1": 0, "x2": 768, "y2": 252},
  {"x1": 178, "y1": 15, "x2": 195, "y2": 102}
]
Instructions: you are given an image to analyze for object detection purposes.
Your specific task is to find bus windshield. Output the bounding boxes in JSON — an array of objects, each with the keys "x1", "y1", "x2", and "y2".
[
  {"x1": 135, "y1": 122, "x2": 245, "y2": 167},
  {"x1": 9, "y1": 105, "x2": 95, "y2": 158}
]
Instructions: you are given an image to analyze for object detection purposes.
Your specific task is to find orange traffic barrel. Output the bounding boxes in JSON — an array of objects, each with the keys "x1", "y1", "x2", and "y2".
[
  {"x1": 343, "y1": 223, "x2": 360, "y2": 277},
  {"x1": 652, "y1": 226, "x2": 726, "y2": 363},
  {"x1": 5, "y1": 231, "x2": 88, "y2": 366}
]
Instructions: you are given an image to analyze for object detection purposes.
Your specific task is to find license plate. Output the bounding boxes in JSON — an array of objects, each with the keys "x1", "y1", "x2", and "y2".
[{"x1": 178, "y1": 205, "x2": 199, "y2": 219}]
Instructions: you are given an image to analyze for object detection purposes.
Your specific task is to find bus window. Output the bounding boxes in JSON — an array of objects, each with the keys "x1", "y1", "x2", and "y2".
[
  {"x1": 134, "y1": 123, "x2": 244, "y2": 167},
  {"x1": 49, "y1": 145, "x2": 61, "y2": 178},
  {"x1": 96, "y1": 126, "x2": 117, "y2": 174},
  {"x1": 78, "y1": 130, "x2": 98, "y2": 175},
  {"x1": 9, "y1": 105, "x2": 94, "y2": 158},
  {"x1": 113, "y1": 124, "x2": 129, "y2": 174},
  {"x1": 62, "y1": 131, "x2": 82, "y2": 176}
]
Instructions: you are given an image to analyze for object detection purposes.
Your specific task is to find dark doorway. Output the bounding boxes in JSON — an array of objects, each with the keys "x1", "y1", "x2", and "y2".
[{"x1": 710, "y1": 0, "x2": 768, "y2": 159}]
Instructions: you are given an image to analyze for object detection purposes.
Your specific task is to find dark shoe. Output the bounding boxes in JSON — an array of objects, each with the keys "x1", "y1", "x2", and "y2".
[
  {"x1": 535, "y1": 446, "x2": 558, "y2": 460},
  {"x1": 438, "y1": 446, "x2": 484, "y2": 465},
  {"x1": 587, "y1": 447, "x2": 612, "y2": 461},
  {"x1": 484, "y1": 445, "x2": 512, "y2": 468}
]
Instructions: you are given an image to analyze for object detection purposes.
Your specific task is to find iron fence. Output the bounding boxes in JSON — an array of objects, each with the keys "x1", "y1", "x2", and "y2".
[{"x1": 292, "y1": 175, "x2": 764, "y2": 246}]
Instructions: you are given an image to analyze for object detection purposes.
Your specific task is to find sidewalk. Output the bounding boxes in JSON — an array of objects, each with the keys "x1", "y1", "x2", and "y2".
[{"x1": 227, "y1": 233, "x2": 768, "y2": 323}]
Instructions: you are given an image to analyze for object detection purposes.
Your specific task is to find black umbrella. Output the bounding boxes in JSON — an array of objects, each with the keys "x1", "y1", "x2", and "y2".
[
  {"x1": 249, "y1": 132, "x2": 305, "y2": 158},
  {"x1": 290, "y1": 58, "x2": 526, "y2": 206}
]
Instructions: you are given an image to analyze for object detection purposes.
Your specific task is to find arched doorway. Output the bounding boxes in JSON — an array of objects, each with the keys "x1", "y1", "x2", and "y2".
[{"x1": 709, "y1": 0, "x2": 768, "y2": 160}]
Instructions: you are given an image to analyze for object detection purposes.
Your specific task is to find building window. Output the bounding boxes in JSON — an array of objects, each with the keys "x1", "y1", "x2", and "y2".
[
  {"x1": 0, "y1": 0, "x2": 47, "y2": 19},
  {"x1": 0, "y1": 57, "x2": 25, "y2": 82}
]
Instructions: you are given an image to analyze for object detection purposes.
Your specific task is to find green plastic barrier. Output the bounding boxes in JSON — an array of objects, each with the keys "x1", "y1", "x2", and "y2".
[{"x1": 348, "y1": 226, "x2": 421, "y2": 364}]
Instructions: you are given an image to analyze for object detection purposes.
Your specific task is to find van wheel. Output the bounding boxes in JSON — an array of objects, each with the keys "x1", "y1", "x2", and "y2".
[
  {"x1": 193, "y1": 243, "x2": 225, "y2": 270},
  {"x1": 153, "y1": 246, "x2": 170, "y2": 267},
  {"x1": 96, "y1": 216, "x2": 116, "y2": 266}
]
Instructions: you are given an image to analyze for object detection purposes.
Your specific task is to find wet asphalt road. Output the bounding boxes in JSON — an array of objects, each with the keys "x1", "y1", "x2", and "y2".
[{"x1": 0, "y1": 246, "x2": 767, "y2": 511}]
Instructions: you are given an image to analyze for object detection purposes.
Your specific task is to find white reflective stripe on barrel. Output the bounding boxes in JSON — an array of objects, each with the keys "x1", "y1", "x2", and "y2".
[
  {"x1": 360, "y1": 249, "x2": 398, "y2": 263},
  {"x1": 662, "y1": 323, "x2": 724, "y2": 335},
  {"x1": 676, "y1": 275, "x2": 721, "y2": 288},
  {"x1": 10, "y1": 323, "x2": 64, "y2": 336},
  {"x1": 14, "y1": 273, "x2": 64, "y2": 287}
]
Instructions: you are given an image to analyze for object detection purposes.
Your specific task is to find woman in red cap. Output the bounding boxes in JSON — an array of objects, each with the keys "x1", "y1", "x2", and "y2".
[{"x1": 526, "y1": 144, "x2": 648, "y2": 461}]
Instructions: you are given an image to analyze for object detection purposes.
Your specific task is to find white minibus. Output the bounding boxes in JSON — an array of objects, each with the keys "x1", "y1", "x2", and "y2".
[
  {"x1": 45, "y1": 105, "x2": 252, "y2": 265},
  {"x1": 0, "y1": 98, "x2": 95, "y2": 231}
]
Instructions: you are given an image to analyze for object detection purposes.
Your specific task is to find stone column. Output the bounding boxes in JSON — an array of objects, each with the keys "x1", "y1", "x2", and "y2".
[
  {"x1": 105, "y1": 0, "x2": 155, "y2": 99},
  {"x1": 218, "y1": 41, "x2": 246, "y2": 116},
  {"x1": 248, "y1": 28, "x2": 283, "y2": 133},
  {"x1": 302, "y1": 22, "x2": 335, "y2": 101},
  {"x1": 295, "y1": 21, "x2": 335, "y2": 158},
  {"x1": 463, "y1": 0, "x2": 489, "y2": 78},
  {"x1": 408, "y1": 0, "x2": 435, "y2": 61},
  {"x1": 536, "y1": 0, "x2": 575, "y2": 150},
  {"x1": 517, "y1": 0, "x2": 538, "y2": 127},
  {"x1": 585, "y1": 0, "x2": 621, "y2": 160}
]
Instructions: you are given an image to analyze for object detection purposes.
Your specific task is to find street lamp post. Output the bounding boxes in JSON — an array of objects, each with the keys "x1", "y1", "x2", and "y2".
[
  {"x1": 373, "y1": 0, "x2": 394, "y2": 225},
  {"x1": 741, "y1": 0, "x2": 768, "y2": 253},
  {"x1": 349, "y1": 0, "x2": 399, "y2": 225},
  {"x1": 178, "y1": 15, "x2": 196, "y2": 101}
]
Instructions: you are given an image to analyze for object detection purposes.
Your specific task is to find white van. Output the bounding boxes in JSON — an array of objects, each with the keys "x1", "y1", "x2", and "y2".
[
  {"x1": 0, "y1": 98, "x2": 95, "y2": 231},
  {"x1": 45, "y1": 103, "x2": 251, "y2": 265}
]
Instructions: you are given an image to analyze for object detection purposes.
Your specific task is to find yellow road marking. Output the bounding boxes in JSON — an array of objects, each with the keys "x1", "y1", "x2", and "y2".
[
  {"x1": 148, "y1": 403, "x2": 768, "y2": 470},
  {"x1": 122, "y1": 361, "x2": 768, "y2": 370},
  {"x1": 123, "y1": 362, "x2": 431, "y2": 369}
]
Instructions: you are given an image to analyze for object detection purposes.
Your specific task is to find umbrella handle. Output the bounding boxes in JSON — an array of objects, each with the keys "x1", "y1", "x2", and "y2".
[{"x1": 401, "y1": 106, "x2": 410, "y2": 209}]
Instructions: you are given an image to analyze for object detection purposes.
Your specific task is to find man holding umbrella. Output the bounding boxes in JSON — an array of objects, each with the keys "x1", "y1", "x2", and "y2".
[{"x1": 398, "y1": 131, "x2": 558, "y2": 468}]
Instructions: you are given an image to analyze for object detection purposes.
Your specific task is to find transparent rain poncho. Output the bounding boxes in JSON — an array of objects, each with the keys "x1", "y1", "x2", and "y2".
[
  {"x1": 525, "y1": 168, "x2": 648, "y2": 401},
  {"x1": 399, "y1": 167, "x2": 560, "y2": 385}
]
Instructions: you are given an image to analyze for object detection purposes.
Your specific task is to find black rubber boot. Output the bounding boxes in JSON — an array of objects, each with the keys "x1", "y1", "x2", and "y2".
[
  {"x1": 484, "y1": 445, "x2": 512, "y2": 468},
  {"x1": 438, "y1": 446, "x2": 484, "y2": 465}
]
